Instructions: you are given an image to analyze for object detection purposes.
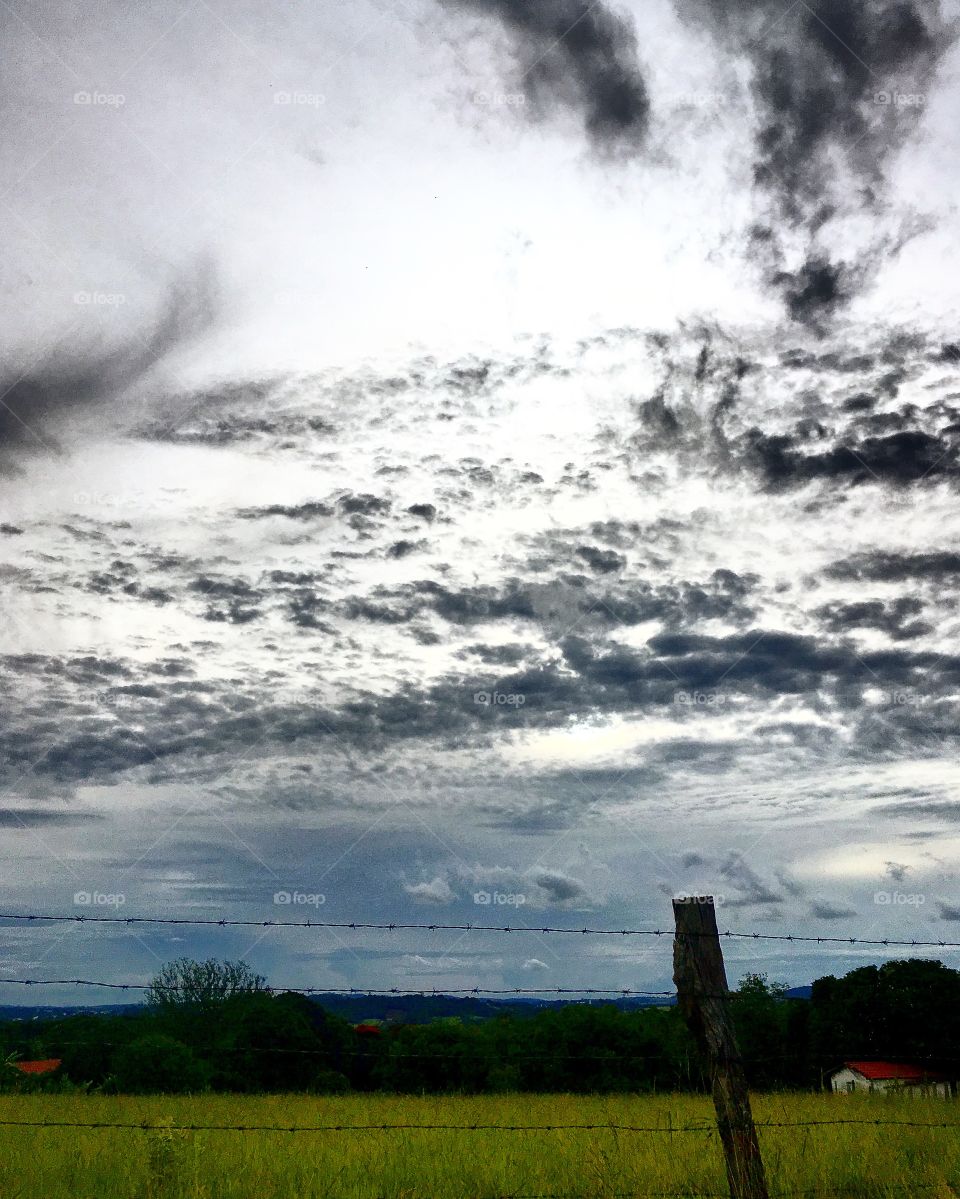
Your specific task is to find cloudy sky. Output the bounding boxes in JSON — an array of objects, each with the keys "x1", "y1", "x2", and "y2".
[{"x1": 4, "y1": 0, "x2": 960, "y2": 1002}]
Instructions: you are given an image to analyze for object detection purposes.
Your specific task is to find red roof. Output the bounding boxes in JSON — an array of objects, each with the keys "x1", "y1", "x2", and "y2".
[
  {"x1": 844, "y1": 1060, "x2": 946, "y2": 1082},
  {"x1": 12, "y1": 1059, "x2": 61, "y2": 1075},
  {"x1": 354, "y1": 1024, "x2": 382, "y2": 1036}
]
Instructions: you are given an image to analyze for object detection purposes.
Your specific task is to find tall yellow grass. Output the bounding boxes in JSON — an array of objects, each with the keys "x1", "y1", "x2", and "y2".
[{"x1": 1, "y1": 1091, "x2": 958, "y2": 1198}]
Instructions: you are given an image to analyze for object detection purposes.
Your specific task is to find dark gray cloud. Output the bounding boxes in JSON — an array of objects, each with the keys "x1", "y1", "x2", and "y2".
[
  {"x1": 337, "y1": 493, "x2": 392, "y2": 516},
  {"x1": 562, "y1": 626, "x2": 953, "y2": 704},
  {"x1": 741, "y1": 426, "x2": 960, "y2": 489},
  {"x1": 438, "y1": 0, "x2": 651, "y2": 154},
  {"x1": 237, "y1": 501, "x2": 334, "y2": 521},
  {"x1": 459, "y1": 642, "x2": 532, "y2": 666},
  {"x1": 340, "y1": 567, "x2": 757, "y2": 634},
  {"x1": 575, "y1": 544, "x2": 626, "y2": 573},
  {"x1": 773, "y1": 256, "x2": 848, "y2": 327},
  {"x1": 815, "y1": 598, "x2": 932, "y2": 641},
  {"x1": 678, "y1": 0, "x2": 954, "y2": 323},
  {"x1": 809, "y1": 900, "x2": 857, "y2": 920},
  {"x1": 871, "y1": 800, "x2": 960, "y2": 821},
  {"x1": 386, "y1": 539, "x2": 428, "y2": 559},
  {"x1": 718, "y1": 851, "x2": 784, "y2": 907},
  {"x1": 0, "y1": 262, "x2": 218, "y2": 470},
  {"x1": 529, "y1": 868, "x2": 588, "y2": 903},
  {"x1": 190, "y1": 575, "x2": 263, "y2": 624},
  {"x1": 825, "y1": 551, "x2": 960, "y2": 584},
  {"x1": 628, "y1": 332, "x2": 960, "y2": 491},
  {"x1": 478, "y1": 799, "x2": 578, "y2": 832},
  {"x1": 407, "y1": 503, "x2": 437, "y2": 521},
  {"x1": 0, "y1": 808, "x2": 103, "y2": 828}
]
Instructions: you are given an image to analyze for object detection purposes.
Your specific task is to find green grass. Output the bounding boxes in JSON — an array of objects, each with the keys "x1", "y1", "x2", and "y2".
[{"x1": 1, "y1": 1091, "x2": 959, "y2": 1198}]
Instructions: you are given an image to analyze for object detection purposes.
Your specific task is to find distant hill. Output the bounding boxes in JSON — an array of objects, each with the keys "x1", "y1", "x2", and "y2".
[
  {"x1": 0, "y1": 994, "x2": 677, "y2": 1024},
  {"x1": 0, "y1": 987, "x2": 811, "y2": 1025},
  {"x1": 0, "y1": 1004, "x2": 143, "y2": 1022},
  {"x1": 304, "y1": 993, "x2": 677, "y2": 1023}
]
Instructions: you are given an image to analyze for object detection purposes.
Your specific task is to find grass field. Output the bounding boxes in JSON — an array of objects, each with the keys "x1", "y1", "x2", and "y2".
[{"x1": 1, "y1": 1091, "x2": 959, "y2": 1198}]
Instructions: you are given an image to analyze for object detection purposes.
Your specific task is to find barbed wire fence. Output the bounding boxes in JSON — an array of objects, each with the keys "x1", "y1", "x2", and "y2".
[
  {"x1": 3, "y1": 911, "x2": 959, "y2": 947},
  {"x1": 1, "y1": 900, "x2": 960, "y2": 1199}
]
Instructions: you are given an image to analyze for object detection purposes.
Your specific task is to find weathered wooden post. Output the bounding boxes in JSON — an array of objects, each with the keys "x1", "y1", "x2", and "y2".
[{"x1": 672, "y1": 896, "x2": 769, "y2": 1199}]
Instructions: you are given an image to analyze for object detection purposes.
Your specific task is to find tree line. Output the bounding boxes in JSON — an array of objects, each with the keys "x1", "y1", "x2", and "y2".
[{"x1": 3, "y1": 956, "x2": 959, "y2": 1094}]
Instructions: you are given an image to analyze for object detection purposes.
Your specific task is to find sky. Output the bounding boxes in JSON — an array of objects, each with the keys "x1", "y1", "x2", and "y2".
[{"x1": 3, "y1": 0, "x2": 960, "y2": 1002}]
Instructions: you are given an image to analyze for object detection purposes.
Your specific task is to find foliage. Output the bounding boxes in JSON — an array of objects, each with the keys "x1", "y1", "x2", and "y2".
[
  {"x1": 3, "y1": 956, "x2": 959, "y2": 1097},
  {"x1": 145, "y1": 958, "x2": 267, "y2": 1014},
  {"x1": 110, "y1": 1035, "x2": 209, "y2": 1094}
]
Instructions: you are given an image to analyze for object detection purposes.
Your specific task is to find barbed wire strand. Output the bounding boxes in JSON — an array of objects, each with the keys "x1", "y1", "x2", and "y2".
[
  {"x1": 6, "y1": 1038, "x2": 812, "y2": 1068},
  {"x1": 500, "y1": 1188, "x2": 954, "y2": 1199},
  {"x1": 0, "y1": 1117, "x2": 958, "y2": 1132},
  {"x1": 26, "y1": 1040, "x2": 960, "y2": 1071},
  {"x1": 0, "y1": 978, "x2": 679, "y2": 997},
  {"x1": 1, "y1": 911, "x2": 957, "y2": 948}
]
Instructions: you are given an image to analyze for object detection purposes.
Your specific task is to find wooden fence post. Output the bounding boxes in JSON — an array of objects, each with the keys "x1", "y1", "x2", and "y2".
[{"x1": 672, "y1": 896, "x2": 769, "y2": 1199}]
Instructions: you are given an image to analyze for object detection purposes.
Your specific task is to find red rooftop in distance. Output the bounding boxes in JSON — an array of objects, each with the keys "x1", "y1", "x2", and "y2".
[
  {"x1": 843, "y1": 1061, "x2": 946, "y2": 1082},
  {"x1": 12, "y1": 1059, "x2": 62, "y2": 1075}
]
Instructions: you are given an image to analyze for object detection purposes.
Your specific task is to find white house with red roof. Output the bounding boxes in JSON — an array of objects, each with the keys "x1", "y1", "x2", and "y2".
[{"x1": 830, "y1": 1060, "x2": 951, "y2": 1097}]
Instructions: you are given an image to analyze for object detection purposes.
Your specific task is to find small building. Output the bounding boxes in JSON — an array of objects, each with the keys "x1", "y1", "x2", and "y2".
[
  {"x1": 11, "y1": 1059, "x2": 62, "y2": 1076},
  {"x1": 830, "y1": 1060, "x2": 950, "y2": 1097}
]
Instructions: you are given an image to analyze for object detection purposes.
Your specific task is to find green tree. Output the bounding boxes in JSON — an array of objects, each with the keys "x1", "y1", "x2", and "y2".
[
  {"x1": 146, "y1": 958, "x2": 267, "y2": 1013},
  {"x1": 809, "y1": 958, "x2": 960, "y2": 1076},
  {"x1": 210, "y1": 991, "x2": 350, "y2": 1092},
  {"x1": 730, "y1": 973, "x2": 790, "y2": 1090}
]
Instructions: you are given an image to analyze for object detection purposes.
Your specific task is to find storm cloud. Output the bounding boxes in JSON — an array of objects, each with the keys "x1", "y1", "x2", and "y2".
[
  {"x1": 0, "y1": 262, "x2": 219, "y2": 470},
  {"x1": 438, "y1": 0, "x2": 651, "y2": 154},
  {"x1": 678, "y1": 0, "x2": 954, "y2": 323}
]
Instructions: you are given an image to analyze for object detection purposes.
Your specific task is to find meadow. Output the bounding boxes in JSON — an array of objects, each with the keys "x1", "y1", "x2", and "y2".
[{"x1": 1, "y1": 1091, "x2": 958, "y2": 1199}]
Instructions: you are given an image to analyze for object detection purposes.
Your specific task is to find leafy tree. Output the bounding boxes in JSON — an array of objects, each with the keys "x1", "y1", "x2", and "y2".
[
  {"x1": 209, "y1": 991, "x2": 348, "y2": 1092},
  {"x1": 730, "y1": 973, "x2": 791, "y2": 1090},
  {"x1": 809, "y1": 958, "x2": 960, "y2": 1075},
  {"x1": 146, "y1": 958, "x2": 267, "y2": 1014}
]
